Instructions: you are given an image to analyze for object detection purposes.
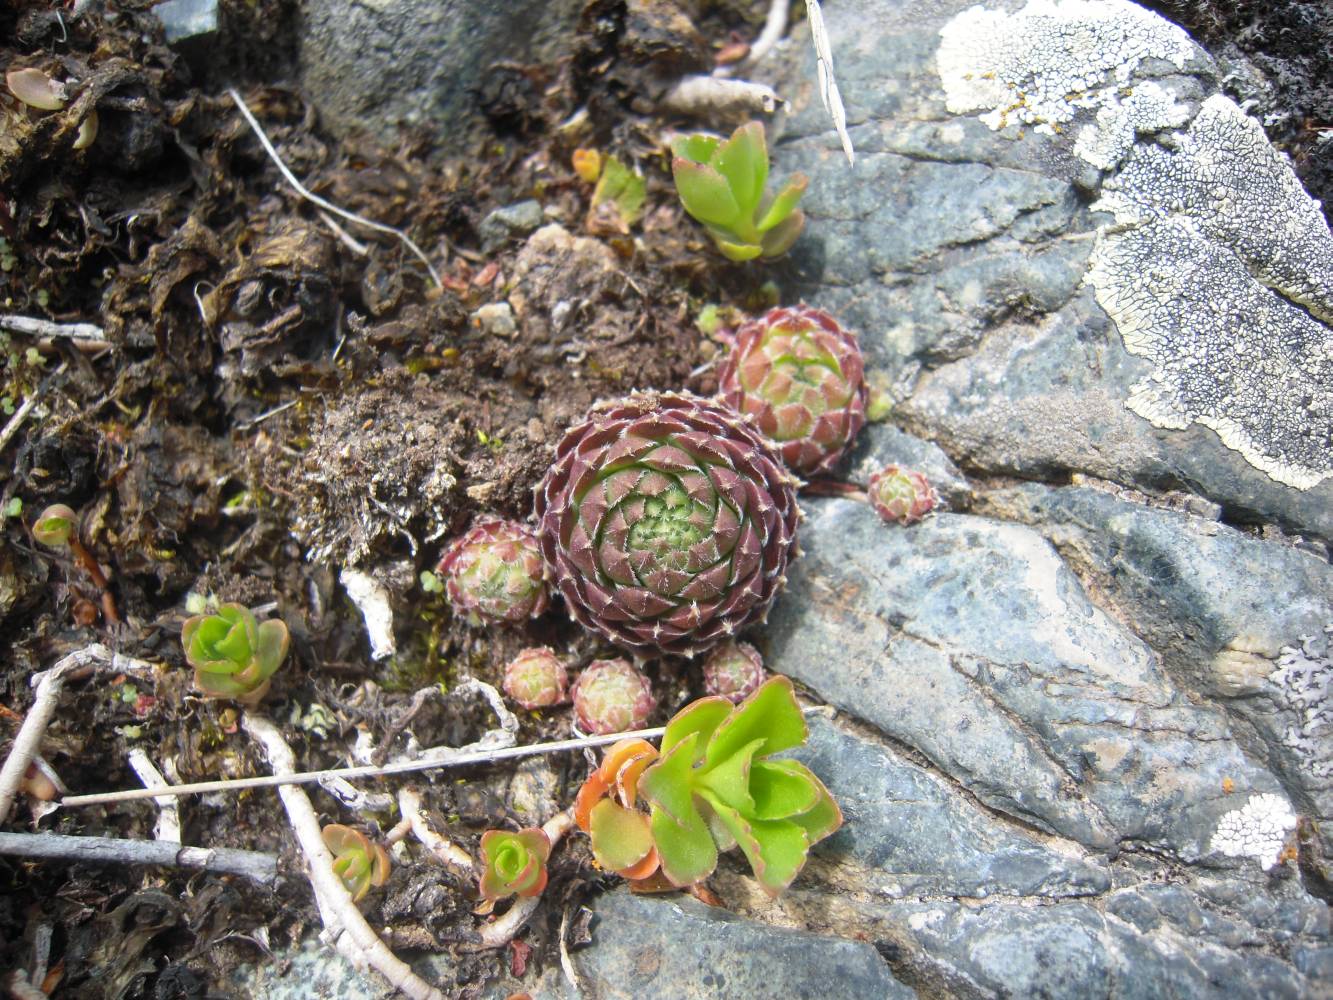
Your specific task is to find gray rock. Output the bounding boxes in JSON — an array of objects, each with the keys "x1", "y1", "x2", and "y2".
[
  {"x1": 976, "y1": 481, "x2": 1333, "y2": 851},
  {"x1": 574, "y1": 891, "x2": 916, "y2": 1000},
  {"x1": 298, "y1": 0, "x2": 580, "y2": 142},
  {"x1": 793, "y1": 716, "x2": 1110, "y2": 899},
  {"x1": 478, "y1": 200, "x2": 545, "y2": 253},
  {"x1": 764, "y1": 0, "x2": 1333, "y2": 536},
  {"x1": 764, "y1": 497, "x2": 1286, "y2": 859},
  {"x1": 153, "y1": 0, "x2": 217, "y2": 45}
]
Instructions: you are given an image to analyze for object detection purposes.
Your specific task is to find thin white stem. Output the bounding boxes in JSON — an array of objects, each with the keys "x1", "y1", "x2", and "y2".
[
  {"x1": 806, "y1": 0, "x2": 855, "y2": 165},
  {"x1": 227, "y1": 89, "x2": 442, "y2": 290},
  {"x1": 0, "y1": 831, "x2": 277, "y2": 884},
  {"x1": 747, "y1": 0, "x2": 790, "y2": 65},
  {"x1": 59, "y1": 723, "x2": 669, "y2": 809},
  {"x1": 127, "y1": 749, "x2": 181, "y2": 843},
  {"x1": 397, "y1": 788, "x2": 474, "y2": 872},
  {"x1": 243, "y1": 714, "x2": 446, "y2": 1000},
  {"x1": 0, "y1": 361, "x2": 67, "y2": 456}
]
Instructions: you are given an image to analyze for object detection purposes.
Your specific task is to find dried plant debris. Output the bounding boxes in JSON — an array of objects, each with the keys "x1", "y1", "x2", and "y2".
[{"x1": 1087, "y1": 95, "x2": 1333, "y2": 490}]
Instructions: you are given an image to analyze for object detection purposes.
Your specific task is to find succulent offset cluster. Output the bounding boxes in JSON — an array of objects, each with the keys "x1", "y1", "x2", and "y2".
[
  {"x1": 671, "y1": 122, "x2": 807, "y2": 261},
  {"x1": 719, "y1": 306, "x2": 868, "y2": 476},
  {"x1": 182, "y1": 603, "x2": 289, "y2": 706},
  {"x1": 322, "y1": 824, "x2": 390, "y2": 902},
  {"x1": 535, "y1": 391, "x2": 800, "y2": 658},
  {"x1": 701, "y1": 640, "x2": 766, "y2": 703},
  {"x1": 437, "y1": 516, "x2": 549, "y2": 626},
  {"x1": 502, "y1": 647, "x2": 570, "y2": 711},
  {"x1": 868, "y1": 465, "x2": 940, "y2": 525},
  {"x1": 571, "y1": 658, "x2": 656, "y2": 735},
  {"x1": 575, "y1": 676, "x2": 841, "y2": 896},
  {"x1": 478, "y1": 828, "x2": 551, "y2": 900}
]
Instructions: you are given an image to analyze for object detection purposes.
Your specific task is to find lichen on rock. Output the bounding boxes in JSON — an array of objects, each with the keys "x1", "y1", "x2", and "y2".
[
  {"x1": 1269, "y1": 625, "x2": 1332, "y2": 782},
  {"x1": 936, "y1": 0, "x2": 1197, "y2": 136},
  {"x1": 1208, "y1": 792, "x2": 1297, "y2": 870},
  {"x1": 1087, "y1": 94, "x2": 1333, "y2": 490}
]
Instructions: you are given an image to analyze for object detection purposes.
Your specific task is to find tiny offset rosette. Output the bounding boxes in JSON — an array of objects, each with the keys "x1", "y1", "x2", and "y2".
[
  {"x1": 572, "y1": 659, "x2": 656, "y2": 735},
  {"x1": 535, "y1": 391, "x2": 801, "y2": 657},
  {"x1": 182, "y1": 603, "x2": 289, "y2": 706},
  {"x1": 437, "y1": 516, "x2": 550, "y2": 626},
  {"x1": 479, "y1": 828, "x2": 551, "y2": 900},
  {"x1": 867, "y1": 466, "x2": 940, "y2": 525},
  {"x1": 701, "y1": 640, "x2": 766, "y2": 703},
  {"x1": 718, "y1": 305, "x2": 868, "y2": 476},
  {"x1": 322, "y1": 824, "x2": 390, "y2": 902},
  {"x1": 503, "y1": 647, "x2": 570, "y2": 710}
]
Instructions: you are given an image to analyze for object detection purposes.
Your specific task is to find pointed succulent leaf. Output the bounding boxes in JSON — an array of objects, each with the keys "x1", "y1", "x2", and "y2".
[
  {"x1": 696, "y1": 737, "x2": 764, "y2": 814},
  {"x1": 747, "y1": 759, "x2": 823, "y2": 820},
  {"x1": 673, "y1": 159, "x2": 741, "y2": 227},
  {"x1": 589, "y1": 798, "x2": 656, "y2": 873},
  {"x1": 756, "y1": 174, "x2": 809, "y2": 232},
  {"x1": 701, "y1": 792, "x2": 810, "y2": 896},
  {"x1": 671, "y1": 133, "x2": 720, "y2": 164},
  {"x1": 704, "y1": 676, "x2": 807, "y2": 771},
  {"x1": 759, "y1": 210, "x2": 806, "y2": 258},
  {"x1": 649, "y1": 800, "x2": 718, "y2": 888},
  {"x1": 660, "y1": 696, "x2": 731, "y2": 761},
  {"x1": 639, "y1": 732, "x2": 702, "y2": 827},
  {"x1": 712, "y1": 121, "x2": 768, "y2": 217}
]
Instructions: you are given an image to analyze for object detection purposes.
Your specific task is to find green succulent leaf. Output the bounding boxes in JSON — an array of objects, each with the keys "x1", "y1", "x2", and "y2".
[
  {"x1": 672, "y1": 159, "x2": 741, "y2": 227},
  {"x1": 650, "y1": 800, "x2": 718, "y2": 887},
  {"x1": 639, "y1": 732, "x2": 702, "y2": 827},
  {"x1": 759, "y1": 211, "x2": 806, "y2": 258},
  {"x1": 591, "y1": 155, "x2": 647, "y2": 229},
  {"x1": 712, "y1": 121, "x2": 768, "y2": 218},
  {"x1": 182, "y1": 604, "x2": 288, "y2": 704},
  {"x1": 589, "y1": 798, "x2": 655, "y2": 872},
  {"x1": 255, "y1": 619, "x2": 291, "y2": 678},
  {"x1": 703, "y1": 674, "x2": 807, "y2": 770},
  {"x1": 701, "y1": 791, "x2": 811, "y2": 895},
  {"x1": 660, "y1": 696, "x2": 731, "y2": 761},
  {"x1": 671, "y1": 134, "x2": 720, "y2": 164},
  {"x1": 755, "y1": 174, "x2": 809, "y2": 232},
  {"x1": 696, "y1": 737, "x2": 764, "y2": 813},
  {"x1": 479, "y1": 828, "x2": 550, "y2": 900},
  {"x1": 714, "y1": 238, "x2": 765, "y2": 262},
  {"x1": 747, "y1": 759, "x2": 822, "y2": 820}
]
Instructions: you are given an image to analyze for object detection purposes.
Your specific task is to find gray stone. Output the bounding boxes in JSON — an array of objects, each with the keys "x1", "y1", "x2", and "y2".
[
  {"x1": 478, "y1": 200, "x2": 545, "y2": 253},
  {"x1": 976, "y1": 481, "x2": 1333, "y2": 851},
  {"x1": 793, "y1": 716, "x2": 1110, "y2": 899},
  {"x1": 764, "y1": 0, "x2": 1333, "y2": 537},
  {"x1": 764, "y1": 497, "x2": 1286, "y2": 859},
  {"x1": 574, "y1": 891, "x2": 916, "y2": 1000},
  {"x1": 298, "y1": 0, "x2": 581, "y2": 143},
  {"x1": 153, "y1": 0, "x2": 217, "y2": 44}
]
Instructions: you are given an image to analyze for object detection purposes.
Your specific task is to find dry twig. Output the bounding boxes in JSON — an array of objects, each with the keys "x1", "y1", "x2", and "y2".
[
  {"x1": 0, "y1": 361, "x2": 68, "y2": 456},
  {"x1": 243, "y1": 713, "x2": 446, "y2": 1000},
  {"x1": 0, "y1": 831, "x2": 277, "y2": 884},
  {"x1": 227, "y1": 88, "x2": 443, "y2": 290},
  {"x1": 127, "y1": 749, "x2": 181, "y2": 843},
  {"x1": 397, "y1": 788, "x2": 474, "y2": 873},
  {"x1": 0, "y1": 315, "x2": 105, "y2": 342}
]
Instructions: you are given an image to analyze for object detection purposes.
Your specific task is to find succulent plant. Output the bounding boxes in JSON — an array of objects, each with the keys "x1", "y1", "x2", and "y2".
[
  {"x1": 503, "y1": 647, "x2": 570, "y2": 710},
  {"x1": 437, "y1": 516, "x2": 549, "y2": 626},
  {"x1": 478, "y1": 828, "x2": 551, "y2": 900},
  {"x1": 867, "y1": 466, "x2": 940, "y2": 525},
  {"x1": 701, "y1": 640, "x2": 766, "y2": 704},
  {"x1": 32, "y1": 503, "x2": 76, "y2": 548},
  {"x1": 535, "y1": 391, "x2": 801, "y2": 657},
  {"x1": 571, "y1": 659, "x2": 656, "y2": 735},
  {"x1": 181, "y1": 603, "x2": 289, "y2": 706},
  {"x1": 322, "y1": 824, "x2": 390, "y2": 902},
  {"x1": 574, "y1": 738, "x2": 660, "y2": 881},
  {"x1": 718, "y1": 306, "x2": 868, "y2": 476},
  {"x1": 671, "y1": 122, "x2": 807, "y2": 261},
  {"x1": 574, "y1": 676, "x2": 841, "y2": 896}
]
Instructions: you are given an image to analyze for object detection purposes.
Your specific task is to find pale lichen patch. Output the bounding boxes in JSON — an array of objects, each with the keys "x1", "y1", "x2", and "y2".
[
  {"x1": 1208, "y1": 793, "x2": 1297, "y2": 870},
  {"x1": 1268, "y1": 625, "x2": 1332, "y2": 783},
  {"x1": 936, "y1": 0, "x2": 1196, "y2": 135}
]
